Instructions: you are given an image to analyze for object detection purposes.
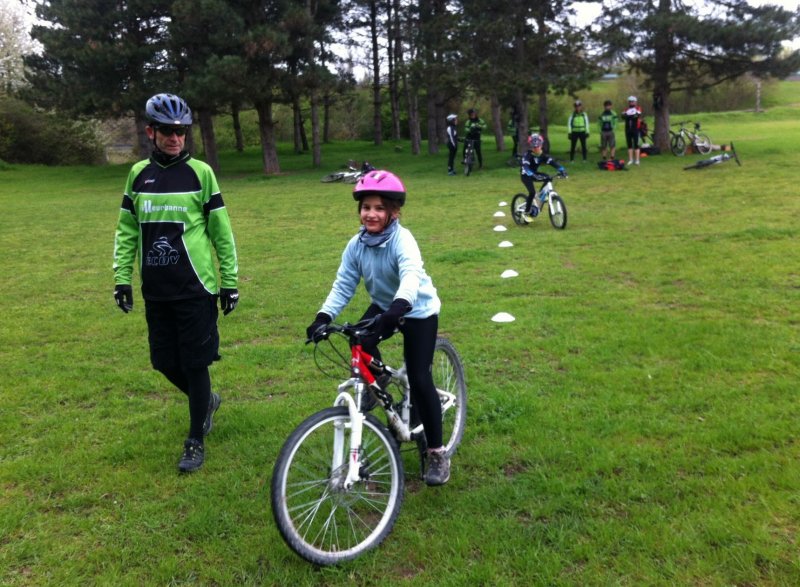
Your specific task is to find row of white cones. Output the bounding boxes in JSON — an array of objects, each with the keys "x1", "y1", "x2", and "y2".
[{"x1": 493, "y1": 200, "x2": 517, "y2": 323}]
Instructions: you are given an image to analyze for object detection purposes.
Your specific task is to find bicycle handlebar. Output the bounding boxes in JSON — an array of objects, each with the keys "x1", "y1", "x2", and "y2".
[{"x1": 306, "y1": 317, "x2": 381, "y2": 345}]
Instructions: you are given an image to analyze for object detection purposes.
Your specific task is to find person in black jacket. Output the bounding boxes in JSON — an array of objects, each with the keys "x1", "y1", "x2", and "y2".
[
  {"x1": 463, "y1": 108, "x2": 487, "y2": 169},
  {"x1": 446, "y1": 113, "x2": 458, "y2": 175}
]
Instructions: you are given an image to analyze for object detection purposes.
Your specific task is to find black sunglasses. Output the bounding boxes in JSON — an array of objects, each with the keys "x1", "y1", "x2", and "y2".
[{"x1": 155, "y1": 126, "x2": 188, "y2": 137}]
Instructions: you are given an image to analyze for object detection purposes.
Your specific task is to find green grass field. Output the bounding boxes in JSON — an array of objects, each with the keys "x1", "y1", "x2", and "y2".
[{"x1": 1, "y1": 96, "x2": 799, "y2": 585}]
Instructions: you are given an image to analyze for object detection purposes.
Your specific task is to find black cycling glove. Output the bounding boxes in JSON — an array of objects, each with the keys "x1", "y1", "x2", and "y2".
[
  {"x1": 361, "y1": 299, "x2": 411, "y2": 348},
  {"x1": 220, "y1": 288, "x2": 239, "y2": 315},
  {"x1": 306, "y1": 312, "x2": 332, "y2": 342},
  {"x1": 114, "y1": 284, "x2": 133, "y2": 313}
]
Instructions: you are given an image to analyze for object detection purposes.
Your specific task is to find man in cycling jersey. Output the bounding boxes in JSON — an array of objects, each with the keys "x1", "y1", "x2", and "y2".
[
  {"x1": 113, "y1": 93, "x2": 239, "y2": 474},
  {"x1": 567, "y1": 100, "x2": 590, "y2": 162},
  {"x1": 464, "y1": 108, "x2": 487, "y2": 169}
]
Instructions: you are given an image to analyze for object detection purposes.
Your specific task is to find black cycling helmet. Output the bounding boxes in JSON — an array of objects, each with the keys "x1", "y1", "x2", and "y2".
[{"x1": 145, "y1": 93, "x2": 192, "y2": 126}]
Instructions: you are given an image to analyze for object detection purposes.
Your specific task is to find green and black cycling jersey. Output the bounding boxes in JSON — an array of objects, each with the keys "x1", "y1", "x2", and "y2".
[{"x1": 113, "y1": 151, "x2": 238, "y2": 301}]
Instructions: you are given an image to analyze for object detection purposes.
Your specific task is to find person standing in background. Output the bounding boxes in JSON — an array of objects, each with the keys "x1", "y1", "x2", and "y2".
[
  {"x1": 598, "y1": 100, "x2": 618, "y2": 161},
  {"x1": 567, "y1": 100, "x2": 590, "y2": 163}
]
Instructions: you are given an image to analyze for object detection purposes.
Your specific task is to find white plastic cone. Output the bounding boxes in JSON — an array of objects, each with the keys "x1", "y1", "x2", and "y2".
[
  {"x1": 501, "y1": 269, "x2": 519, "y2": 278},
  {"x1": 491, "y1": 312, "x2": 515, "y2": 323},
  {"x1": 498, "y1": 241, "x2": 514, "y2": 248},
  {"x1": 493, "y1": 225, "x2": 507, "y2": 232}
]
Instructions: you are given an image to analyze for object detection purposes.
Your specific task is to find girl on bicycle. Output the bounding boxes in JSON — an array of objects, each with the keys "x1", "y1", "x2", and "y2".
[
  {"x1": 305, "y1": 170, "x2": 450, "y2": 486},
  {"x1": 520, "y1": 133, "x2": 566, "y2": 222}
]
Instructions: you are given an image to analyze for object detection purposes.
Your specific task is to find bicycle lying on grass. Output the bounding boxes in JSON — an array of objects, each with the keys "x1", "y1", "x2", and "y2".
[
  {"x1": 683, "y1": 142, "x2": 741, "y2": 170},
  {"x1": 670, "y1": 121, "x2": 712, "y2": 156},
  {"x1": 511, "y1": 173, "x2": 568, "y2": 229},
  {"x1": 271, "y1": 318, "x2": 467, "y2": 566},
  {"x1": 320, "y1": 160, "x2": 375, "y2": 184}
]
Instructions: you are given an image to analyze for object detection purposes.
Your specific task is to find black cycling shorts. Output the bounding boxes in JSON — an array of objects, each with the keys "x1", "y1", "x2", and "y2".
[{"x1": 145, "y1": 296, "x2": 220, "y2": 372}]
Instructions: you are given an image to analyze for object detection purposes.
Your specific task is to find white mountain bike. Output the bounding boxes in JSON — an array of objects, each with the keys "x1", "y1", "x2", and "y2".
[
  {"x1": 271, "y1": 318, "x2": 467, "y2": 565},
  {"x1": 511, "y1": 173, "x2": 568, "y2": 229}
]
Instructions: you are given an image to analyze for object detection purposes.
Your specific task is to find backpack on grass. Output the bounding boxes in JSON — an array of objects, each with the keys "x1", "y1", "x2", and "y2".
[{"x1": 597, "y1": 159, "x2": 627, "y2": 171}]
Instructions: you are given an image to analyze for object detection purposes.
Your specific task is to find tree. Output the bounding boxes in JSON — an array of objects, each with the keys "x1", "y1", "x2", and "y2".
[
  {"x1": 26, "y1": 0, "x2": 173, "y2": 157},
  {"x1": 170, "y1": 0, "x2": 246, "y2": 172},
  {"x1": 457, "y1": 0, "x2": 597, "y2": 151},
  {"x1": 598, "y1": 0, "x2": 800, "y2": 152},
  {"x1": 0, "y1": 1, "x2": 40, "y2": 94}
]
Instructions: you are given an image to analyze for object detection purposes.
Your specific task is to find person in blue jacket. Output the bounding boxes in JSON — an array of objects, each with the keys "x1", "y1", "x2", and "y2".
[{"x1": 305, "y1": 170, "x2": 450, "y2": 486}]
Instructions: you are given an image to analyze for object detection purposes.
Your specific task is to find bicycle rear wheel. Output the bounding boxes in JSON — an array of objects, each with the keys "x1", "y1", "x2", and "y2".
[
  {"x1": 271, "y1": 407, "x2": 404, "y2": 566},
  {"x1": 548, "y1": 194, "x2": 567, "y2": 229},
  {"x1": 321, "y1": 172, "x2": 344, "y2": 183},
  {"x1": 511, "y1": 193, "x2": 530, "y2": 226},
  {"x1": 694, "y1": 133, "x2": 712, "y2": 154},
  {"x1": 433, "y1": 337, "x2": 467, "y2": 457}
]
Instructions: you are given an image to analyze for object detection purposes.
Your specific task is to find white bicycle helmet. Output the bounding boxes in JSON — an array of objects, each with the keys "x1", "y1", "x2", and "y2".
[
  {"x1": 446, "y1": 113, "x2": 457, "y2": 122},
  {"x1": 628, "y1": 95, "x2": 638, "y2": 103}
]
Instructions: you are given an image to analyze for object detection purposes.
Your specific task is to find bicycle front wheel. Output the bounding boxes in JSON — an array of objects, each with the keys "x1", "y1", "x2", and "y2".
[
  {"x1": 433, "y1": 337, "x2": 467, "y2": 457},
  {"x1": 694, "y1": 133, "x2": 712, "y2": 154},
  {"x1": 271, "y1": 407, "x2": 405, "y2": 566},
  {"x1": 671, "y1": 134, "x2": 686, "y2": 156},
  {"x1": 511, "y1": 193, "x2": 530, "y2": 226},
  {"x1": 548, "y1": 194, "x2": 567, "y2": 229}
]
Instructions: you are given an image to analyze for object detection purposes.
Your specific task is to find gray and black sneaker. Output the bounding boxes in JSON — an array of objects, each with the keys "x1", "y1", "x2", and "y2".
[
  {"x1": 178, "y1": 439, "x2": 205, "y2": 473},
  {"x1": 424, "y1": 448, "x2": 450, "y2": 486},
  {"x1": 202, "y1": 392, "x2": 221, "y2": 437}
]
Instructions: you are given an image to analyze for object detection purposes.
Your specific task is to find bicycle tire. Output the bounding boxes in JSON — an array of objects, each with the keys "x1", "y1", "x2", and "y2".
[
  {"x1": 271, "y1": 407, "x2": 405, "y2": 566},
  {"x1": 342, "y1": 173, "x2": 360, "y2": 184},
  {"x1": 432, "y1": 337, "x2": 467, "y2": 457},
  {"x1": 464, "y1": 155, "x2": 473, "y2": 176},
  {"x1": 321, "y1": 172, "x2": 344, "y2": 183},
  {"x1": 694, "y1": 133, "x2": 712, "y2": 154},
  {"x1": 548, "y1": 194, "x2": 567, "y2": 229},
  {"x1": 511, "y1": 193, "x2": 530, "y2": 226},
  {"x1": 683, "y1": 158, "x2": 716, "y2": 170},
  {"x1": 671, "y1": 134, "x2": 686, "y2": 156}
]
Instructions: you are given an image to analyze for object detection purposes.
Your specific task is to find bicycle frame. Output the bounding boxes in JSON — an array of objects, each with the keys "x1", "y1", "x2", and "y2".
[{"x1": 332, "y1": 343, "x2": 409, "y2": 490}]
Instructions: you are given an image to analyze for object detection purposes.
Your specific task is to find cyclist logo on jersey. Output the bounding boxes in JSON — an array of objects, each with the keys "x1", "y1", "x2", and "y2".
[{"x1": 146, "y1": 236, "x2": 180, "y2": 266}]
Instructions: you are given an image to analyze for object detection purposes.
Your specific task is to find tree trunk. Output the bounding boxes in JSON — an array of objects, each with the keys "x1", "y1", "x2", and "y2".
[
  {"x1": 232, "y1": 103, "x2": 244, "y2": 152},
  {"x1": 311, "y1": 90, "x2": 321, "y2": 167},
  {"x1": 323, "y1": 94, "x2": 331, "y2": 143},
  {"x1": 490, "y1": 94, "x2": 504, "y2": 151},
  {"x1": 406, "y1": 82, "x2": 421, "y2": 155},
  {"x1": 255, "y1": 100, "x2": 281, "y2": 175},
  {"x1": 135, "y1": 115, "x2": 151, "y2": 159},
  {"x1": 369, "y1": 0, "x2": 383, "y2": 146},
  {"x1": 426, "y1": 92, "x2": 438, "y2": 154},
  {"x1": 196, "y1": 108, "x2": 220, "y2": 172},
  {"x1": 515, "y1": 90, "x2": 527, "y2": 157},
  {"x1": 293, "y1": 97, "x2": 303, "y2": 154},
  {"x1": 537, "y1": 91, "x2": 550, "y2": 153}
]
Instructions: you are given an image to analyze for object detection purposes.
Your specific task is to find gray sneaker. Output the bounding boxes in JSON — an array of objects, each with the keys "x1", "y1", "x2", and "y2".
[
  {"x1": 202, "y1": 392, "x2": 221, "y2": 437},
  {"x1": 178, "y1": 439, "x2": 205, "y2": 473},
  {"x1": 424, "y1": 448, "x2": 451, "y2": 486}
]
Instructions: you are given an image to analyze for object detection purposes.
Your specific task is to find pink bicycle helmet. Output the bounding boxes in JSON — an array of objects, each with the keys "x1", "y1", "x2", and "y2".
[
  {"x1": 353, "y1": 170, "x2": 406, "y2": 207},
  {"x1": 527, "y1": 133, "x2": 544, "y2": 149}
]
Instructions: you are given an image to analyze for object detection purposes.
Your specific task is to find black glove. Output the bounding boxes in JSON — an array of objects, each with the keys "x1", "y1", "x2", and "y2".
[
  {"x1": 114, "y1": 284, "x2": 133, "y2": 313},
  {"x1": 361, "y1": 299, "x2": 411, "y2": 349},
  {"x1": 219, "y1": 288, "x2": 239, "y2": 316},
  {"x1": 306, "y1": 312, "x2": 332, "y2": 342}
]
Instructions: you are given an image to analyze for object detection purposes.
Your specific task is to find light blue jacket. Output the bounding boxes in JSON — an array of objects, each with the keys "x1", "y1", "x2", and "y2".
[{"x1": 320, "y1": 223, "x2": 441, "y2": 319}]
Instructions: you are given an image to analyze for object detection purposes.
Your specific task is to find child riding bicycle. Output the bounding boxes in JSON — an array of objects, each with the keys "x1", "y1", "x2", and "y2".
[
  {"x1": 305, "y1": 170, "x2": 451, "y2": 486},
  {"x1": 520, "y1": 133, "x2": 567, "y2": 222}
]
